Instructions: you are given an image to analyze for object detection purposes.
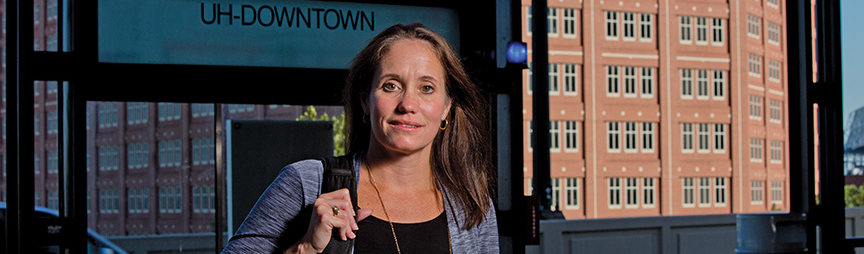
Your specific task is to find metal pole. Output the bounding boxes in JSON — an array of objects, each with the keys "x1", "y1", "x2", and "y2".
[{"x1": 530, "y1": 0, "x2": 553, "y2": 217}]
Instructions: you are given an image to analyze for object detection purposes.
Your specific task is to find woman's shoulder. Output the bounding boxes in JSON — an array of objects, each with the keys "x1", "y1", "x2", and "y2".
[{"x1": 279, "y1": 158, "x2": 325, "y2": 182}]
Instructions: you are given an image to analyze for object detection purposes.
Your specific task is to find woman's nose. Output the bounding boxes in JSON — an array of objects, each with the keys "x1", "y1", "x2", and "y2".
[{"x1": 396, "y1": 90, "x2": 418, "y2": 113}]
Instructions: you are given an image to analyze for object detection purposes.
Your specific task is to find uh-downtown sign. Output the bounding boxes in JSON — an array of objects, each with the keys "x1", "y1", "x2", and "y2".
[{"x1": 98, "y1": 0, "x2": 459, "y2": 69}]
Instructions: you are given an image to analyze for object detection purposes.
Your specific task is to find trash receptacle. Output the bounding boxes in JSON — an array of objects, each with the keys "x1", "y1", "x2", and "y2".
[{"x1": 736, "y1": 212, "x2": 807, "y2": 254}]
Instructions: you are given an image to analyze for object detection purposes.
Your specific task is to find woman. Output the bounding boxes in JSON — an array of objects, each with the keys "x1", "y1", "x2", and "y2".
[{"x1": 222, "y1": 23, "x2": 498, "y2": 254}]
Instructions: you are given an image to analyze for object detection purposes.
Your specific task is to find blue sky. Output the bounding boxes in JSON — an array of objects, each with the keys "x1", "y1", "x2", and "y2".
[{"x1": 843, "y1": 1, "x2": 864, "y2": 131}]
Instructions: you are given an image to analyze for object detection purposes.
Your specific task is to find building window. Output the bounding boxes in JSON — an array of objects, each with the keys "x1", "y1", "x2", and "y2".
[
  {"x1": 642, "y1": 122, "x2": 655, "y2": 153},
  {"x1": 526, "y1": 6, "x2": 532, "y2": 35},
  {"x1": 606, "y1": 11, "x2": 619, "y2": 40},
  {"x1": 608, "y1": 121, "x2": 621, "y2": 152},
  {"x1": 767, "y1": 21, "x2": 780, "y2": 45},
  {"x1": 127, "y1": 142, "x2": 150, "y2": 169},
  {"x1": 639, "y1": 13, "x2": 652, "y2": 41},
  {"x1": 641, "y1": 67, "x2": 654, "y2": 98},
  {"x1": 193, "y1": 185, "x2": 216, "y2": 213},
  {"x1": 128, "y1": 187, "x2": 150, "y2": 214},
  {"x1": 159, "y1": 140, "x2": 182, "y2": 168},
  {"x1": 623, "y1": 66, "x2": 637, "y2": 97},
  {"x1": 622, "y1": 12, "x2": 636, "y2": 40},
  {"x1": 750, "y1": 95, "x2": 763, "y2": 120},
  {"x1": 47, "y1": 110, "x2": 58, "y2": 134},
  {"x1": 698, "y1": 177, "x2": 711, "y2": 207},
  {"x1": 695, "y1": 17, "x2": 708, "y2": 44},
  {"x1": 192, "y1": 103, "x2": 215, "y2": 118},
  {"x1": 564, "y1": 121, "x2": 579, "y2": 153},
  {"x1": 696, "y1": 69, "x2": 710, "y2": 99},
  {"x1": 528, "y1": 120, "x2": 533, "y2": 152},
  {"x1": 158, "y1": 102, "x2": 181, "y2": 121},
  {"x1": 683, "y1": 177, "x2": 695, "y2": 207},
  {"x1": 563, "y1": 8, "x2": 577, "y2": 38},
  {"x1": 771, "y1": 181, "x2": 783, "y2": 205},
  {"x1": 159, "y1": 186, "x2": 182, "y2": 214},
  {"x1": 549, "y1": 121, "x2": 560, "y2": 152},
  {"x1": 565, "y1": 178, "x2": 579, "y2": 209},
  {"x1": 527, "y1": 62, "x2": 533, "y2": 94},
  {"x1": 35, "y1": 152, "x2": 41, "y2": 174},
  {"x1": 682, "y1": 123, "x2": 694, "y2": 153},
  {"x1": 751, "y1": 138, "x2": 764, "y2": 162},
  {"x1": 681, "y1": 69, "x2": 693, "y2": 99},
  {"x1": 548, "y1": 7, "x2": 559, "y2": 36},
  {"x1": 99, "y1": 102, "x2": 119, "y2": 128},
  {"x1": 34, "y1": 113, "x2": 40, "y2": 136},
  {"x1": 625, "y1": 178, "x2": 639, "y2": 208},
  {"x1": 48, "y1": 150, "x2": 59, "y2": 174},
  {"x1": 770, "y1": 140, "x2": 783, "y2": 164},
  {"x1": 549, "y1": 63, "x2": 560, "y2": 95},
  {"x1": 748, "y1": 14, "x2": 761, "y2": 38},
  {"x1": 607, "y1": 66, "x2": 620, "y2": 96},
  {"x1": 127, "y1": 102, "x2": 149, "y2": 125},
  {"x1": 193, "y1": 137, "x2": 215, "y2": 165},
  {"x1": 768, "y1": 59, "x2": 782, "y2": 82},
  {"x1": 643, "y1": 178, "x2": 655, "y2": 208},
  {"x1": 563, "y1": 64, "x2": 579, "y2": 96},
  {"x1": 697, "y1": 123, "x2": 710, "y2": 153},
  {"x1": 99, "y1": 146, "x2": 119, "y2": 171},
  {"x1": 715, "y1": 178, "x2": 727, "y2": 206},
  {"x1": 713, "y1": 70, "x2": 726, "y2": 100},
  {"x1": 624, "y1": 122, "x2": 638, "y2": 153},
  {"x1": 751, "y1": 181, "x2": 764, "y2": 205},
  {"x1": 769, "y1": 99, "x2": 783, "y2": 123},
  {"x1": 99, "y1": 189, "x2": 119, "y2": 214},
  {"x1": 714, "y1": 124, "x2": 727, "y2": 153},
  {"x1": 680, "y1": 16, "x2": 692, "y2": 43},
  {"x1": 609, "y1": 177, "x2": 621, "y2": 208},
  {"x1": 712, "y1": 18, "x2": 724, "y2": 45},
  {"x1": 749, "y1": 53, "x2": 762, "y2": 77},
  {"x1": 551, "y1": 178, "x2": 560, "y2": 211}
]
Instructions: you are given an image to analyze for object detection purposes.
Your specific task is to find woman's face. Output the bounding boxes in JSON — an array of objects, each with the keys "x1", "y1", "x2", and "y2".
[{"x1": 365, "y1": 39, "x2": 452, "y2": 155}]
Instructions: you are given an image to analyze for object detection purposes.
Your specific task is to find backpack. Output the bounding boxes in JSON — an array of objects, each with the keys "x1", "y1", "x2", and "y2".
[{"x1": 319, "y1": 155, "x2": 358, "y2": 254}]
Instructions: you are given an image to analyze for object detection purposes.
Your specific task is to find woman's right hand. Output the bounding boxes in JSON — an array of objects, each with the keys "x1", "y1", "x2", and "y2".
[{"x1": 286, "y1": 188, "x2": 373, "y2": 254}]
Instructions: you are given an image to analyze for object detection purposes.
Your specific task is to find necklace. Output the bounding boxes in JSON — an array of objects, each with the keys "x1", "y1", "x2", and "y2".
[{"x1": 364, "y1": 159, "x2": 452, "y2": 254}]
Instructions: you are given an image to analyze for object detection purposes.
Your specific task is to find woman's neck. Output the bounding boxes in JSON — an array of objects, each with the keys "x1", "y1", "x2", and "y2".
[{"x1": 364, "y1": 144, "x2": 436, "y2": 191}]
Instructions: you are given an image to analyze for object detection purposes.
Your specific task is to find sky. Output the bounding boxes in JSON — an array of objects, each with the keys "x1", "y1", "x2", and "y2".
[{"x1": 842, "y1": 1, "x2": 864, "y2": 132}]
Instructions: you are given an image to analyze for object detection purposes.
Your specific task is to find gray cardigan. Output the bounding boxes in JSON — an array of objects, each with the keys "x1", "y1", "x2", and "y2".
[{"x1": 221, "y1": 155, "x2": 500, "y2": 253}]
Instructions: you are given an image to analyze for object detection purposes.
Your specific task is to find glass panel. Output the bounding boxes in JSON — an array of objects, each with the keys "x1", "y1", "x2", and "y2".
[
  {"x1": 522, "y1": 0, "x2": 789, "y2": 219},
  {"x1": 84, "y1": 101, "x2": 342, "y2": 252}
]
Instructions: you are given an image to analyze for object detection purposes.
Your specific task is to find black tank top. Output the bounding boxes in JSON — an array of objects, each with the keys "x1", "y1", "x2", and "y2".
[{"x1": 353, "y1": 211, "x2": 450, "y2": 254}]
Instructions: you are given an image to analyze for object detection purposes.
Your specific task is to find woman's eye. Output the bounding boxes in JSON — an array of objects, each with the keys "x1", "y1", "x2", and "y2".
[
  {"x1": 420, "y1": 85, "x2": 434, "y2": 94},
  {"x1": 383, "y1": 83, "x2": 398, "y2": 91}
]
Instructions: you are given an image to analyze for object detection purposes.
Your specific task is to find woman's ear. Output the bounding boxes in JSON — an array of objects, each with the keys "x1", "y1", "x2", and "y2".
[{"x1": 441, "y1": 98, "x2": 453, "y2": 121}]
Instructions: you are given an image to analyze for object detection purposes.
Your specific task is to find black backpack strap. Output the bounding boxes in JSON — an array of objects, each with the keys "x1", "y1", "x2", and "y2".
[{"x1": 320, "y1": 155, "x2": 358, "y2": 254}]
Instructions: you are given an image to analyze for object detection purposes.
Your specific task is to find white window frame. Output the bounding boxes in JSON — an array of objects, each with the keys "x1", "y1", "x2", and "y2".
[
  {"x1": 749, "y1": 53, "x2": 762, "y2": 77},
  {"x1": 606, "y1": 11, "x2": 619, "y2": 40},
  {"x1": 751, "y1": 138, "x2": 764, "y2": 162},
  {"x1": 769, "y1": 99, "x2": 782, "y2": 123},
  {"x1": 622, "y1": 12, "x2": 636, "y2": 41},
  {"x1": 767, "y1": 21, "x2": 780, "y2": 45},
  {"x1": 771, "y1": 181, "x2": 783, "y2": 205},
  {"x1": 683, "y1": 177, "x2": 695, "y2": 207},
  {"x1": 695, "y1": 17, "x2": 708, "y2": 45},
  {"x1": 551, "y1": 178, "x2": 560, "y2": 211},
  {"x1": 607, "y1": 65, "x2": 620, "y2": 97},
  {"x1": 748, "y1": 14, "x2": 761, "y2": 39},
  {"x1": 698, "y1": 177, "x2": 711, "y2": 207},
  {"x1": 641, "y1": 122, "x2": 655, "y2": 153},
  {"x1": 639, "y1": 13, "x2": 653, "y2": 42},
  {"x1": 751, "y1": 181, "x2": 764, "y2": 205},
  {"x1": 624, "y1": 122, "x2": 638, "y2": 153},
  {"x1": 711, "y1": 18, "x2": 724, "y2": 46},
  {"x1": 713, "y1": 70, "x2": 726, "y2": 100},
  {"x1": 625, "y1": 178, "x2": 639, "y2": 208},
  {"x1": 640, "y1": 67, "x2": 654, "y2": 98},
  {"x1": 697, "y1": 123, "x2": 711, "y2": 153},
  {"x1": 527, "y1": 120, "x2": 533, "y2": 152},
  {"x1": 682, "y1": 123, "x2": 694, "y2": 153},
  {"x1": 607, "y1": 121, "x2": 621, "y2": 152},
  {"x1": 563, "y1": 8, "x2": 577, "y2": 38},
  {"x1": 767, "y1": 0, "x2": 780, "y2": 9},
  {"x1": 768, "y1": 59, "x2": 781, "y2": 82},
  {"x1": 549, "y1": 63, "x2": 560, "y2": 95},
  {"x1": 750, "y1": 95, "x2": 763, "y2": 120},
  {"x1": 548, "y1": 7, "x2": 559, "y2": 37},
  {"x1": 564, "y1": 121, "x2": 579, "y2": 153},
  {"x1": 715, "y1": 178, "x2": 727, "y2": 207},
  {"x1": 565, "y1": 178, "x2": 579, "y2": 209},
  {"x1": 526, "y1": 6, "x2": 532, "y2": 36},
  {"x1": 643, "y1": 178, "x2": 656, "y2": 208},
  {"x1": 623, "y1": 66, "x2": 637, "y2": 97},
  {"x1": 608, "y1": 177, "x2": 622, "y2": 208},
  {"x1": 714, "y1": 124, "x2": 727, "y2": 153},
  {"x1": 770, "y1": 140, "x2": 783, "y2": 164},
  {"x1": 527, "y1": 62, "x2": 533, "y2": 94},
  {"x1": 549, "y1": 121, "x2": 560, "y2": 153},
  {"x1": 563, "y1": 64, "x2": 579, "y2": 96},
  {"x1": 696, "y1": 69, "x2": 710, "y2": 100},
  {"x1": 681, "y1": 69, "x2": 693, "y2": 99},
  {"x1": 679, "y1": 16, "x2": 692, "y2": 44}
]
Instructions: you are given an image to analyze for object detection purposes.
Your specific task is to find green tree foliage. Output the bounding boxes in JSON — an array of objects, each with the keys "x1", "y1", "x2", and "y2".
[
  {"x1": 296, "y1": 106, "x2": 346, "y2": 156},
  {"x1": 845, "y1": 184, "x2": 864, "y2": 207}
]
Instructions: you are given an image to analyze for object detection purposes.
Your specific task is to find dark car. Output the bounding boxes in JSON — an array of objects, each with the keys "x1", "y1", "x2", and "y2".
[{"x1": 0, "y1": 202, "x2": 128, "y2": 254}]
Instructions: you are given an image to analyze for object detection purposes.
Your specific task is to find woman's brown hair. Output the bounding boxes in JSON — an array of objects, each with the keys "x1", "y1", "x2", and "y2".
[{"x1": 342, "y1": 23, "x2": 493, "y2": 230}]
